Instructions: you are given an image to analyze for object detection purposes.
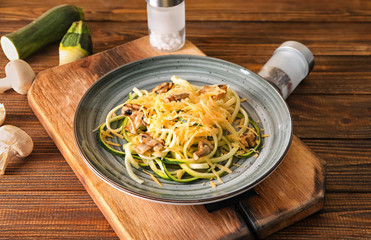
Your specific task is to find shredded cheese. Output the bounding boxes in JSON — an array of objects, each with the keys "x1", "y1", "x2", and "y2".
[
  {"x1": 210, "y1": 181, "x2": 217, "y2": 188},
  {"x1": 125, "y1": 76, "x2": 241, "y2": 146},
  {"x1": 104, "y1": 140, "x2": 121, "y2": 147},
  {"x1": 143, "y1": 170, "x2": 163, "y2": 187}
]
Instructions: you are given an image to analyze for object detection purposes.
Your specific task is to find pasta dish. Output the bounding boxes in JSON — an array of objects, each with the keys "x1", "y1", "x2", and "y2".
[{"x1": 96, "y1": 76, "x2": 262, "y2": 186}]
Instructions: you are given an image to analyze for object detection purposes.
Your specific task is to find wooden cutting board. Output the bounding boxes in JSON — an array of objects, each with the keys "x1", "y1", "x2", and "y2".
[{"x1": 28, "y1": 36, "x2": 325, "y2": 240}]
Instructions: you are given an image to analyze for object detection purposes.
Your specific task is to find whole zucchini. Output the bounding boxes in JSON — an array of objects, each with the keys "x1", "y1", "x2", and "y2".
[{"x1": 1, "y1": 4, "x2": 84, "y2": 60}]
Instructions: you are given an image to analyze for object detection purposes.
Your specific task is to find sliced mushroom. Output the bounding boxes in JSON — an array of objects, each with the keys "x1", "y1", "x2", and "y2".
[
  {"x1": 152, "y1": 142, "x2": 164, "y2": 152},
  {"x1": 240, "y1": 130, "x2": 256, "y2": 148},
  {"x1": 135, "y1": 143, "x2": 152, "y2": 155},
  {"x1": 164, "y1": 93, "x2": 190, "y2": 102},
  {"x1": 124, "y1": 111, "x2": 146, "y2": 134},
  {"x1": 151, "y1": 82, "x2": 174, "y2": 94},
  {"x1": 121, "y1": 104, "x2": 147, "y2": 134},
  {"x1": 121, "y1": 103, "x2": 142, "y2": 116},
  {"x1": 140, "y1": 134, "x2": 164, "y2": 151},
  {"x1": 135, "y1": 133, "x2": 164, "y2": 154},
  {"x1": 193, "y1": 139, "x2": 214, "y2": 160},
  {"x1": 0, "y1": 125, "x2": 34, "y2": 175},
  {"x1": 0, "y1": 59, "x2": 36, "y2": 94},
  {"x1": 198, "y1": 84, "x2": 227, "y2": 100}
]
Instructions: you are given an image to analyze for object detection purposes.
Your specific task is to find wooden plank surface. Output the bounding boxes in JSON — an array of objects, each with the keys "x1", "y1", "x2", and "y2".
[
  {"x1": 2, "y1": 0, "x2": 371, "y2": 22},
  {"x1": 0, "y1": 0, "x2": 370, "y2": 239},
  {"x1": 239, "y1": 136, "x2": 325, "y2": 239}
]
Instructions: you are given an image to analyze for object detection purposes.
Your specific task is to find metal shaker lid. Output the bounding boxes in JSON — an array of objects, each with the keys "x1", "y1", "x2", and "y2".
[
  {"x1": 147, "y1": 0, "x2": 184, "y2": 7},
  {"x1": 276, "y1": 41, "x2": 315, "y2": 72}
]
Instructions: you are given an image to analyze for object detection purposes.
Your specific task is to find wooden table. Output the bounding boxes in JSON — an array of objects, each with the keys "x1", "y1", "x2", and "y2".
[{"x1": 0, "y1": 0, "x2": 370, "y2": 239}]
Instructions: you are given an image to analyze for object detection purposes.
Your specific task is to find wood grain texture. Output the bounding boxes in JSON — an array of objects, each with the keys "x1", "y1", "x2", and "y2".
[
  {"x1": 268, "y1": 193, "x2": 371, "y2": 239},
  {"x1": 303, "y1": 139, "x2": 371, "y2": 193},
  {"x1": 0, "y1": 191, "x2": 118, "y2": 240},
  {"x1": 239, "y1": 136, "x2": 325, "y2": 239},
  {"x1": 2, "y1": 0, "x2": 371, "y2": 22},
  {"x1": 287, "y1": 95, "x2": 371, "y2": 139},
  {"x1": 0, "y1": 153, "x2": 84, "y2": 191}
]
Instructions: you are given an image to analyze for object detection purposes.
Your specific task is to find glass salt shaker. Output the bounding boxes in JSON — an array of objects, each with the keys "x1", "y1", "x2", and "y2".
[
  {"x1": 146, "y1": 0, "x2": 186, "y2": 52},
  {"x1": 258, "y1": 41, "x2": 314, "y2": 99}
]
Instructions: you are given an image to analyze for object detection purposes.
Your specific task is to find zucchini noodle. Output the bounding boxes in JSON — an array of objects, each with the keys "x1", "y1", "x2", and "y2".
[{"x1": 96, "y1": 76, "x2": 263, "y2": 186}]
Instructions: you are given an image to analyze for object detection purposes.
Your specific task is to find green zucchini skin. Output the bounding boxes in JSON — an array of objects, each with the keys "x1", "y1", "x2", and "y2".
[
  {"x1": 60, "y1": 20, "x2": 92, "y2": 54},
  {"x1": 1, "y1": 4, "x2": 84, "y2": 60}
]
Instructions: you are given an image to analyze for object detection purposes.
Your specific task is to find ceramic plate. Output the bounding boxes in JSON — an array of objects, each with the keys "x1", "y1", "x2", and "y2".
[{"x1": 74, "y1": 55, "x2": 292, "y2": 205}]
